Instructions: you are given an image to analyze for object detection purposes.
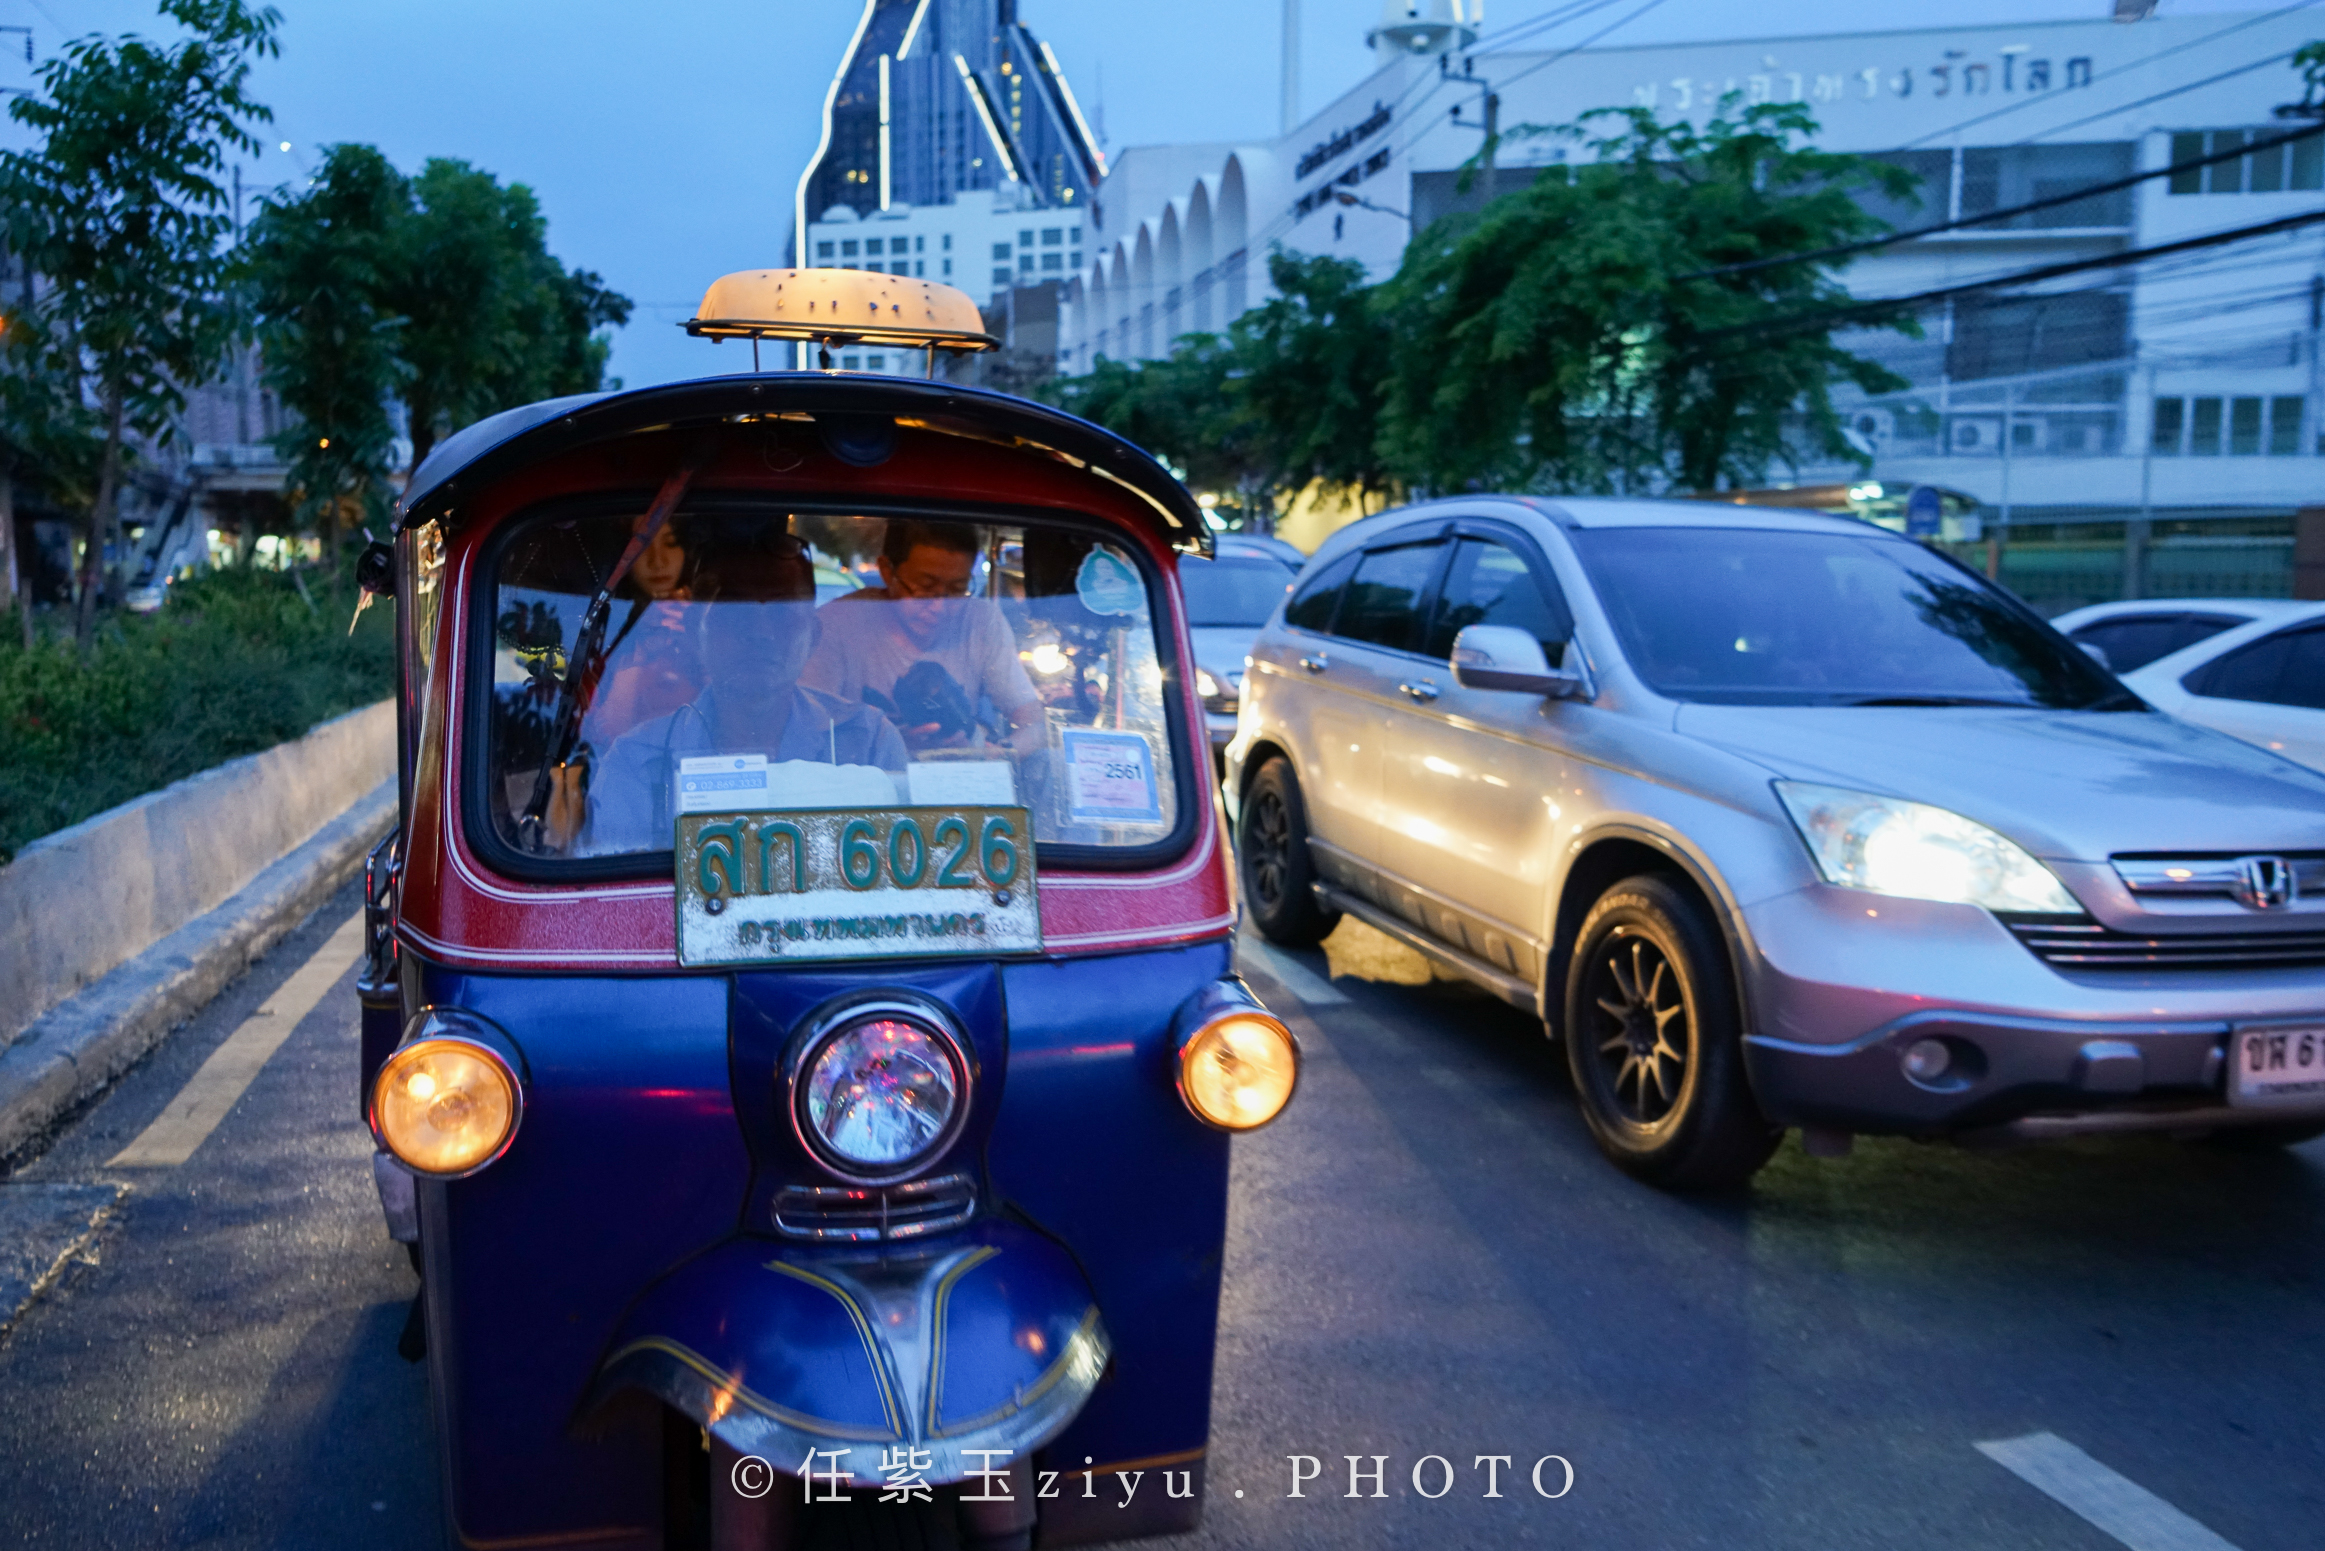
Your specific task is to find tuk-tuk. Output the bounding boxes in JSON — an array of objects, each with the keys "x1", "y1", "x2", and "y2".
[{"x1": 353, "y1": 270, "x2": 1299, "y2": 1550}]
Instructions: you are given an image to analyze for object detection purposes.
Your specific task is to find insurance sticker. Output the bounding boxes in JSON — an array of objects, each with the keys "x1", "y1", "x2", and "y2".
[
  {"x1": 674, "y1": 806, "x2": 1041, "y2": 967},
  {"x1": 1060, "y1": 729, "x2": 1162, "y2": 824}
]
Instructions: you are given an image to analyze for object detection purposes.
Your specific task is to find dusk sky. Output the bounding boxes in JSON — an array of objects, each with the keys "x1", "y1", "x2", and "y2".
[{"x1": 0, "y1": 0, "x2": 2277, "y2": 388}]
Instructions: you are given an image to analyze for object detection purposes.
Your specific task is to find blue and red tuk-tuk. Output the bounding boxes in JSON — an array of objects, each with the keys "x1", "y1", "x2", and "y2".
[{"x1": 353, "y1": 270, "x2": 1298, "y2": 1550}]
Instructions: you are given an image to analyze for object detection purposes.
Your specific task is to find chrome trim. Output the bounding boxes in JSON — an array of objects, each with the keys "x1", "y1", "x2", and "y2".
[
  {"x1": 2004, "y1": 915, "x2": 2325, "y2": 971},
  {"x1": 2114, "y1": 853, "x2": 2323, "y2": 904},
  {"x1": 773, "y1": 1172, "x2": 978, "y2": 1242},
  {"x1": 784, "y1": 993, "x2": 976, "y2": 1188}
]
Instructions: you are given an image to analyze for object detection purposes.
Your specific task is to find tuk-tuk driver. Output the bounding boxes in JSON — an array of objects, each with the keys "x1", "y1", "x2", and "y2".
[
  {"x1": 800, "y1": 520, "x2": 1045, "y2": 754},
  {"x1": 544, "y1": 571, "x2": 908, "y2": 855}
]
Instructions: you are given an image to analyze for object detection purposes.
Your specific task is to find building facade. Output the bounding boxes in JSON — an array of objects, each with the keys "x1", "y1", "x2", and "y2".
[
  {"x1": 795, "y1": 0, "x2": 1106, "y2": 376},
  {"x1": 1062, "y1": 9, "x2": 2325, "y2": 605}
]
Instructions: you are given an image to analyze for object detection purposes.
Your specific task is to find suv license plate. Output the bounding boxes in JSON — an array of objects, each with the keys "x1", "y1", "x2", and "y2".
[{"x1": 2228, "y1": 1025, "x2": 2325, "y2": 1107}]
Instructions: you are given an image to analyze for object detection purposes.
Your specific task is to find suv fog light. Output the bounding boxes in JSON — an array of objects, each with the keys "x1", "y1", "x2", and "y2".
[
  {"x1": 372, "y1": 1034, "x2": 522, "y2": 1178},
  {"x1": 1901, "y1": 1038, "x2": 1952, "y2": 1083}
]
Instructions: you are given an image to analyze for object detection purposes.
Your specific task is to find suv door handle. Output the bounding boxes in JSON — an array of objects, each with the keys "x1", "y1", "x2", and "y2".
[
  {"x1": 1398, "y1": 680, "x2": 1441, "y2": 703},
  {"x1": 1298, "y1": 653, "x2": 1330, "y2": 674}
]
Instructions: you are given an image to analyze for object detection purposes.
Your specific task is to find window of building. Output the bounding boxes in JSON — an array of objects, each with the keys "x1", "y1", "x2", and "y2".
[
  {"x1": 2152, "y1": 396, "x2": 2184, "y2": 456},
  {"x1": 1019, "y1": 230, "x2": 1034, "y2": 248},
  {"x1": 1018, "y1": 253, "x2": 1034, "y2": 272},
  {"x1": 2169, "y1": 129, "x2": 2325, "y2": 194},
  {"x1": 942, "y1": 234, "x2": 952, "y2": 251},
  {"x1": 816, "y1": 241, "x2": 835, "y2": 259},
  {"x1": 2271, "y1": 395, "x2": 2305, "y2": 454},
  {"x1": 2230, "y1": 396, "x2": 2264, "y2": 455},
  {"x1": 867, "y1": 354, "x2": 886, "y2": 372},
  {"x1": 992, "y1": 242, "x2": 1011, "y2": 260},
  {"x1": 865, "y1": 237, "x2": 883, "y2": 255},
  {"x1": 915, "y1": 236, "x2": 926, "y2": 252},
  {"x1": 1946, "y1": 289, "x2": 2127, "y2": 382},
  {"x1": 1040, "y1": 252, "x2": 1063, "y2": 271},
  {"x1": 2189, "y1": 396, "x2": 2223, "y2": 456},
  {"x1": 992, "y1": 266, "x2": 1012, "y2": 286},
  {"x1": 915, "y1": 260, "x2": 925, "y2": 277},
  {"x1": 841, "y1": 239, "x2": 859, "y2": 257},
  {"x1": 842, "y1": 353, "x2": 862, "y2": 369},
  {"x1": 1959, "y1": 142, "x2": 2135, "y2": 229},
  {"x1": 1041, "y1": 228, "x2": 1062, "y2": 246},
  {"x1": 943, "y1": 258, "x2": 953, "y2": 276}
]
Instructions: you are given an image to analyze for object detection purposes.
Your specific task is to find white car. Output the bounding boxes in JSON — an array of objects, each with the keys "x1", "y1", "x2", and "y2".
[
  {"x1": 2049, "y1": 597, "x2": 2308, "y2": 675},
  {"x1": 2120, "y1": 600, "x2": 2325, "y2": 774}
]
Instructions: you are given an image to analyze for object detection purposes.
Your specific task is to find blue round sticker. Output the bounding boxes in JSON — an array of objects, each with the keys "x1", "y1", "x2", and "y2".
[{"x1": 1075, "y1": 548, "x2": 1141, "y2": 617}]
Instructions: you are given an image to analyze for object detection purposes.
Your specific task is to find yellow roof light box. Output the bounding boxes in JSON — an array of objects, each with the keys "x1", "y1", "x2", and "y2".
[{"x1": 683, "y1": 269, "x2": 998, "y2": 373}]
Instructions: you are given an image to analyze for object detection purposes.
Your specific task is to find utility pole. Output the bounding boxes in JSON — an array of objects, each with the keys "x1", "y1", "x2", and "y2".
[
  {"x1": 2127, "y1": 360, "x2": 2154, "y2": 601},
  {"x1": 1280, "y1": 0, "x2": 1299, "y2": 135}
]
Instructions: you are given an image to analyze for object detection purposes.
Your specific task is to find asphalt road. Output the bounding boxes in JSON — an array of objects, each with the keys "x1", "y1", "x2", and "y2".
[{"x1": 0, "y1": 883, "x2": 2319, "y2": 1549}]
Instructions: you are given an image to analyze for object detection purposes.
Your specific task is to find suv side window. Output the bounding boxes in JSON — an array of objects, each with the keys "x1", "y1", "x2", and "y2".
[
  {"x1": 2185, "y1": 623, "x2": 2325, "y2": 710},
  {"x1": 1422, "y1": 536, "x2": 1574, "y2": 663},
  {"x1": 1283, "y1": 551, "x2": 1358, "y2": 634},
  {"x1": 1334, "y1": 540, "x2": 1448, "y2": 654}
]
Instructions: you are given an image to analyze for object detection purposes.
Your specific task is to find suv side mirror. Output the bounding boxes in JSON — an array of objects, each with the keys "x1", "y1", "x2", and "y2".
[{"x1": 1451, "y1": 624, "x2": 1589, "y2": 700}]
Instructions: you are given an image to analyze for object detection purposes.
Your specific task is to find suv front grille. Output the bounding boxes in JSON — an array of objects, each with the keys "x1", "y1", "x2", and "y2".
[
  {"x1": 2005, "y1": 915, "x2": 2325, "y2": 972},
  {"x1": 772, "y1": 1172, "x2": 977, "y2": 1242}
]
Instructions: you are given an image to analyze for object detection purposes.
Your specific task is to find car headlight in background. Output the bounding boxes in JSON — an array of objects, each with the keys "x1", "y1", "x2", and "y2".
[
  {"x1": 795, "y1": 1010, "x2": 968, "y2": 1179},
  {"x1": 371, "y1": 1033, "x2": 522, "y2": 1178},
  {"x1": 1775, "y1": 781, "x2": 2079, "y2": 913},
  {"x1": 1194, "y1": 666, "x2": 1240, "y2": 714},
  {"x1": 1175, "y1": 983, "x2": 1299, "y2": 1131}
]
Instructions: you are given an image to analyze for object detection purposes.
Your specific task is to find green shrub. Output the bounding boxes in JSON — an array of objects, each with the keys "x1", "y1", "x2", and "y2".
[{"x1": 0, "y1": 567, "x2": 394, "y2": 862}]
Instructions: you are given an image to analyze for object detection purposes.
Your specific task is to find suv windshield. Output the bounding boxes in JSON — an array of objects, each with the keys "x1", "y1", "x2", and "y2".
[
  {"x1": 1180, "y1": 553, "x2": 1295, "y2": 627},
  {"x1": 1572, "y1": 526, "x2": 2137, "y2": 709},
  {"x1": 482, "y1": 506, "x2": 1183, "y2": 864}
]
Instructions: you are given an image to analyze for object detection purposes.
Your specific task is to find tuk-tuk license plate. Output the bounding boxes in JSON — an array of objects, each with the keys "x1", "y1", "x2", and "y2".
[
  {"x1": 675, "y1": 807, "x2": 1040, "y2": 968},
  {"x1": 2227, "y1": 1024, "x2": 2325, "y2": 1107}
]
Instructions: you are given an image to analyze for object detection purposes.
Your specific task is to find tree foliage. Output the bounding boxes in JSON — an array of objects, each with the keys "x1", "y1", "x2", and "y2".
[
  {"x1": 239, "y1": 142, "x2": 407, "y2": 547},
  {"x1": 381, "y1": 159, "x2": 633, "y2": 470},
  {"x1": 1381, "y1": 100, "x2": 1917, "y2": 494},
  {"x1": 1049, "y1": 100, "x2": 1917, "y2": 512},
  {"x1": 0, "y1": 0, "x2": 280, "y2": 643}
]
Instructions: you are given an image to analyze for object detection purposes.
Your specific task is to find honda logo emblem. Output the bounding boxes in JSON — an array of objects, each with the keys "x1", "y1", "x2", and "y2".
[{"x1": 2234, "y1": 856, "x2": 2294, "y2": 911}]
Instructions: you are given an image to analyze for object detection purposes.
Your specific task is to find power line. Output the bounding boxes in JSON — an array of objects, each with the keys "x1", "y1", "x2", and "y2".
[
  {"x1": 1703, "y1": 207, "x2": 2325, "y2": 344},
  {"x1": 2023, "y1": 49, "x2": 2301, "y2": 143},
  {"x1": 1678, "y1": 119, "x2": 2325, "y2": 282},
  {"x1": 1895, "y1": 0, "x2": 2324, "y2": 149}
]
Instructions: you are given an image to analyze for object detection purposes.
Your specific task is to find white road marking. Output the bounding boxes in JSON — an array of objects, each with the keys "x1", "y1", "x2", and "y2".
[
  {"x1": 1237, "y1": 940, "x2": 1349, "y2": 1006},
  {"x1": 1976, "y1": 1432, "x2": 2243, "y2": 1551},
  {"x1": 108, "y1": 914, "x2": 366, "y2": 1169}
]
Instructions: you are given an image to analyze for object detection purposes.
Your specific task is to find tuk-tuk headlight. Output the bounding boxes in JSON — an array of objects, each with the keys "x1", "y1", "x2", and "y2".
[
  {"x1": 371, "y1": 1035, "x2": 521, "y2": 1178},
  {"x1": 796, "y1": 1012, "x2": 968, "y2": 1179},
  {"x1": 1177, "y1": 1007, "x2": 1299, "y2": 1131}
]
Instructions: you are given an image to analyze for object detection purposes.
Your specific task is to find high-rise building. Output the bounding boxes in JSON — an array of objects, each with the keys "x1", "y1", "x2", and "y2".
[{"x1": 795, "y1": 0, "x2": 1106, "y2": 247}]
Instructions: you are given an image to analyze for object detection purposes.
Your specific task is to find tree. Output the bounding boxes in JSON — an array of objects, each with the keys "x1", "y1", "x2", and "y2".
[
  {"x1": 1376, "y1": 99, "x2": 1918, "y2": 495},
  {"x1": 239, "y1": 143, "x2": 407, "y2": 563},
  {"x1": 1045, "y1": 330, "x2": 1262, "y2": 498},
  {"x1": 1226, "y1": 249, "x2": 1397, "y2": 507},
  {"x1": 0, "y1": 0, "x2": 280, "y2": 646},
  {"x1": 381, "y1": 159, "x2": 631, "y2": 470}
]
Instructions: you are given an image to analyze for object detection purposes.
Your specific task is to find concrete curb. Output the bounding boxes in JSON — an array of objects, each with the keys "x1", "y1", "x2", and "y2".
[{"x1": 0, "y1": 780, "x2": 396, "y2": 1165}]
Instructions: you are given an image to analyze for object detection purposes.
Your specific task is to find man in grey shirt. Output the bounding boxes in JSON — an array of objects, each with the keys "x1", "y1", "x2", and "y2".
[{"x1": 800, "y1": 519, "x2": 1044, "y2": 754}]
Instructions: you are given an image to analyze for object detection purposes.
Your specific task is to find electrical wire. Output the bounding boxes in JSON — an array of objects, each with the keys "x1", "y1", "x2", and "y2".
[
  {"x1": 1893, "y1": 0, "x2": 2324, "y2": 149},
  {"x1": 1678, "y1": 120, "x2": 2325, "y2": 281}
]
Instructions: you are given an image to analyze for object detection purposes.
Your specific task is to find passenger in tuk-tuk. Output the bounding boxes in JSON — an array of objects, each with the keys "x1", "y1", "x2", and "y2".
[
  {"x1": 583, "y1": 518, "x2": 701, "y2": 737},
  {"x1": 801, "y1": 518, "x2": 1046, "y2": 754},
  {"x1": 545, "y1": 537, "x2": 907, "y2": 854}
]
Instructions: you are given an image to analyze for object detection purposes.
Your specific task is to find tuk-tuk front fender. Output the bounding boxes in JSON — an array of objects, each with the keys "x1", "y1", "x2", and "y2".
[{"x1": 585, "y1": 1219, "x2": 1108, "y2": 1486}]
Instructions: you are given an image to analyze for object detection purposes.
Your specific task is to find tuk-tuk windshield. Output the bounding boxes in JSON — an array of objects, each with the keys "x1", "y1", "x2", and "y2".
[{"x1": 482, "y1": 507, "x2": 1183, "y2": 863}]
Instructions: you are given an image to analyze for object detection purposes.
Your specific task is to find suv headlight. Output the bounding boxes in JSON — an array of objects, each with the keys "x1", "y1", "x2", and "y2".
[{"x1": 1774, "y1": 781, "x2": 2079, "y2": 913}]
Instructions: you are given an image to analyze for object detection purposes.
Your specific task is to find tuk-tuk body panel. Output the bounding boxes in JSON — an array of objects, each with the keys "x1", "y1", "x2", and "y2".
[
  {"x1": 988, "y1": 942, "x2": 1234, "y2": 1476},
  {"x1": 413, "y1": 962, "x2": 747, "y2": 1547},
  {"x1": 396, "y1": 425, "x2": 1233, "y2": 974}
]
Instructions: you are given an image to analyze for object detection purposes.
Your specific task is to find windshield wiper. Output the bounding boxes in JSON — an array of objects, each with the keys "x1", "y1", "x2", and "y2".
[{"x1": 1840, "y1": 695, "x2": 2043, "y2": 708}]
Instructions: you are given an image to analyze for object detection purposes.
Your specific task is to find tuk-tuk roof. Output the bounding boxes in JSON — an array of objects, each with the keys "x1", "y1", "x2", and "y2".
[{"x1": 396, "y1": 374, "x2": 1212, "y2": 557}]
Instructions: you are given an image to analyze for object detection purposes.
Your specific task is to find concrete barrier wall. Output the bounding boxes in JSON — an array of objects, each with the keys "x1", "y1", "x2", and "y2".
[{"x1": 0, "y1": 700, "x2": 395, "y2": 1052}]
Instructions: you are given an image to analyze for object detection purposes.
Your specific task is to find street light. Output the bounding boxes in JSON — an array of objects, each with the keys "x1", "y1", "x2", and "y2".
[{"x1": 1332, "y1": 188, "x2": 1411, "y2": 223}]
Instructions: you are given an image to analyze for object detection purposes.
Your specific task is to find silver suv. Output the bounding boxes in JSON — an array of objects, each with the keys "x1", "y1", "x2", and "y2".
[{"x1": 1224, "y1": 498, "x2": 2325, "y2": 1189}]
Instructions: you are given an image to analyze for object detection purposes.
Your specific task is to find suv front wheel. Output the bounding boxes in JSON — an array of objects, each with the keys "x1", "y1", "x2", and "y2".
[
  {"x1": 1237, "y1": 757, "x2": 1342, "y2": 948},
  {"x1": 1565, "y1": 876, "x2": 1779, "y2": 1191}
]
